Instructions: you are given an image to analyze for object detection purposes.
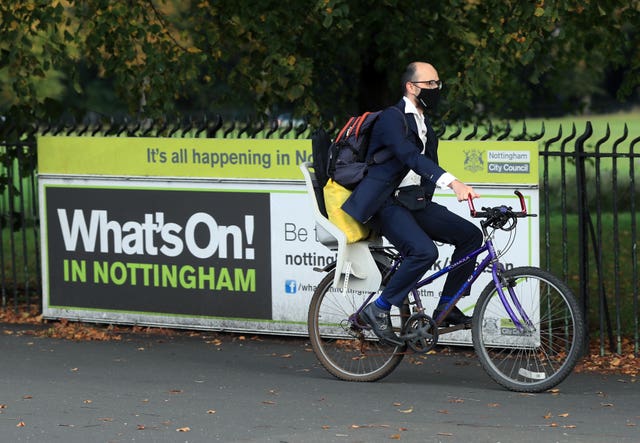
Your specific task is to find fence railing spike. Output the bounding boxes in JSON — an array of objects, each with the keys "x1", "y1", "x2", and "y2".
[
  {"x1": 497, "y1": 121, "x2": 511, "y2": 141},
  {"x1": 464, "y1": 122, "x2": 478, "y2": 140}
]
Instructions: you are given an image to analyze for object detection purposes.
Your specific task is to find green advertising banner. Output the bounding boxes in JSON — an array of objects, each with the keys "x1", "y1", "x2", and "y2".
[
  {"x1": 37, "y1": 136, "x2": 538, "y2": 184},
  {"x1": 38, "y1": 136, "x2": 312, "y2": 180}
]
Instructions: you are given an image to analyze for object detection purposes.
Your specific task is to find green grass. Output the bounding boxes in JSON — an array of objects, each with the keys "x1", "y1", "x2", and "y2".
[
  {"x1": 541, "y1": 212, "x2": 638, "y2": 339},
  {"x1": 441, "y1": 109, "x2": 640, "y2": 146},
  {"x1": 528, "y1": 111, "x2": 640, "y2": 147}
]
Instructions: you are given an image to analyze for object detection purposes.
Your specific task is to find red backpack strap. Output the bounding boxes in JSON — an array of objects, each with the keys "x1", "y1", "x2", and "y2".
[
  {"x1": 335, "y1": 117, "x2": 356, "y2": 142},
  {"x1": 353, "y1": 112, "x2": 372, "y2": 139}
]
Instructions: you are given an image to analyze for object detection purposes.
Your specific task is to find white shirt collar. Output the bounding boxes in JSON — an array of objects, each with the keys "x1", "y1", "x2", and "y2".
[
  {"x1": 402, "y1": 96, "x2": 422, "y2": 117},
  {"x1": 402, "y1": 96, "x2": 427, "y2": 144}
]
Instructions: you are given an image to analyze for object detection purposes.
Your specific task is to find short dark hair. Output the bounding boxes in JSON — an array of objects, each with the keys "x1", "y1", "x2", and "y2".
[{"x1": 400, "y1": 62, "x2": 418, "y2": 95}]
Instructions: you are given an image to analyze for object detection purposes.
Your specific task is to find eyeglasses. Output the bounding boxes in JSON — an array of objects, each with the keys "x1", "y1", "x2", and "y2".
[{"x1": 411, "y1": 80, "x2": 443, "y2": 90}]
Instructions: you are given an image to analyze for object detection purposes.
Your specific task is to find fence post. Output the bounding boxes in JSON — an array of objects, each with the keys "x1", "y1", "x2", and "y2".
[{"x1": 574, "y1": 121, "x2": 592, "y2": 349}]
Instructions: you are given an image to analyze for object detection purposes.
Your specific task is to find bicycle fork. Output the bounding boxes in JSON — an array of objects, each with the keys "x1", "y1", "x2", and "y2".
[{"x1": 491, "y1": 262, "x2": 536, "y2": 334}]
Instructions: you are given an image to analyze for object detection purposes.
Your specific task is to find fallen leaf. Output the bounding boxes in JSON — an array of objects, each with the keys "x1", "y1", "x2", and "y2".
[
  {"x1": 176, "y1": 427, "x2": 191, "y2": 432},
  {"x1": 71, "y1": 368, "x2": 79, "y2": 372},
  {"x1": 0, "y1": 404, "x2": 6, "y2": 409},
  {"x1": 206, "y1": 410, "x2": 216, "y2": 414},
  {"x1": 487, "y1": 403, "x2": 500, "y2": 407},
  {"x1": 563, "y1": 425, "x2": 577, "y2": 429},
  {"x1": 392, "y1": 402, "x2": 402, "y2": 407},
  {"x1": 437, "y1": 432, "x2": 453, "y2": 436},
  {"x1": 83, "y1": 400, "x2": 92, "y2": 404},
  {"x1": 137, "y1": 424, "x2": 146, "y2": 430},
  {"x1": 558, "y1": 412, "x2": 569, "y2": 417},
  {"x1": 262, "y1": 400, "x2": 276, "y2": 405},
  {"x1": 169, "y1": 389, "x2": 183, "y2": 394},
  {"x1": 398, "y1": 406, "x2": 414, "y2": 414},
  {"x1": 22, "y1": 395, "x2": 32, "y2": 400},
  {"x1": 280, "y1": 354, "x2": 292, "y2": 358},
  {"x1": 438, "y1": 410, "x2": 449, "y2": 414},
  {"x1": 543, "y1": 412, "x2": 552, "y2": 419},
  {"x1": 16, "y1": 421, "x2": 26, "y2": 427},
  {"x1": 350, "y1": 424, "x2": 390, "y2": 429},
  {"x1": 390, "y1": 434, "x2": 401, "y2": 440},
  {"x1": 321, "y1": 425, "x2": 331, "y2": 430},
  {"x1": 449, "y1": 398, "x2": 464, "y2": 404},
  {"x1": 601, "y1": 403, "x2": 614, "y2": 407}
]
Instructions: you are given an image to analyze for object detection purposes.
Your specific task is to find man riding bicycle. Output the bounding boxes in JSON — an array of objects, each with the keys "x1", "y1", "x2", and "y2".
[{"x1": 341, "y1": 61, "x2": 483, "y2": 345}]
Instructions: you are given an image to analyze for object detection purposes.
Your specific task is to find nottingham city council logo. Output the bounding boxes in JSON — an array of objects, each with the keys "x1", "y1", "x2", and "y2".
[{"x1": 463, "y1": 149, "x2": 484, "y2": 173}]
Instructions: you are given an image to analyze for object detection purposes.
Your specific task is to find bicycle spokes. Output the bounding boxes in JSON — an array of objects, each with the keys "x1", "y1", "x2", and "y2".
[{"x1": 473, "y1": 267, "x2": 584, "y2": 392}]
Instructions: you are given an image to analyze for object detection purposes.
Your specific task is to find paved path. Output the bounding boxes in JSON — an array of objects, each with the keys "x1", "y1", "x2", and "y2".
[{"x1": 1, "y1": 323, "x2": 638, "y2": 442}]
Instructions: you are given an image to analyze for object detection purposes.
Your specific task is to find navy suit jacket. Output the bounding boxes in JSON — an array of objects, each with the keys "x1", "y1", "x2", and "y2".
[{"x1": 341, "y1": 99, "x2": 446, "y2": 223}]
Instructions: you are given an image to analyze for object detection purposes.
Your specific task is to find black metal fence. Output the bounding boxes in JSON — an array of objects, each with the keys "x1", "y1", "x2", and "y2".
[{"x1": 1, "y1": 116, "x2": 638, "y2": 356}]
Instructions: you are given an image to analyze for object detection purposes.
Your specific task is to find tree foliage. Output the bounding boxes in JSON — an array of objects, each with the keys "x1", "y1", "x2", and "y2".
[{"x1": 0, "y1": 0, "x2": 638, "y2": 124}]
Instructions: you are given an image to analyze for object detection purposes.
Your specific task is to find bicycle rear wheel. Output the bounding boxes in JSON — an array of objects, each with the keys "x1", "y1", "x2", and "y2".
[
  {"x1": 472, "y1": 266, "x2": 584, "y2": 392},
  {"x1": 308, "y1": 269, "x2": 408, "y2": 382}
]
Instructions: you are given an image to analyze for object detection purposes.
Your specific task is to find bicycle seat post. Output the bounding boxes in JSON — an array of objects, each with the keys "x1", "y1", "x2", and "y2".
[{"x1": 408, "y1": 288, "x2": 424, "y2": 313}]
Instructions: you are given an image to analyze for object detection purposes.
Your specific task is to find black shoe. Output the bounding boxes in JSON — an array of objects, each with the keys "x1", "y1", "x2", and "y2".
[
  {"x1": 358, "y1": 303, "x2": 403, "y2": 346},
  {"x1": 433, "y1": 306, "x2": 472, "y2": 327}
]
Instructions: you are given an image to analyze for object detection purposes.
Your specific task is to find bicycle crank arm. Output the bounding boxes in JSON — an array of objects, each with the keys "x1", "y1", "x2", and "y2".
[{"x1": 438, "y1": 323, "x2": 472, "y2": 335}]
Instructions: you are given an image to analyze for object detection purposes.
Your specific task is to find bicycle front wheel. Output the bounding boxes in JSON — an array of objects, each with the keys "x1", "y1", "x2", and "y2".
[
  {"x1": 472, "y1": 266, "x2": 585, "y2": 392},
  {"x1": 308, "y1": 269, "x2": 408, "y2": 382}
]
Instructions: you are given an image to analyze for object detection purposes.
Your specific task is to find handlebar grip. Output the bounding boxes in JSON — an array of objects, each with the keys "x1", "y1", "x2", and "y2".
[
  {"x1": 514, "y1": 190, "x2": 527, "y2": 215},
  {"x1": 467, "y1": 195, "x2": 478, "y2": 216}
]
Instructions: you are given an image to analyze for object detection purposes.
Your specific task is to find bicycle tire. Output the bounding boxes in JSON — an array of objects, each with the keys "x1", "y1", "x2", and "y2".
[
  {"x1": 472, "y1": 266, "x2": 585, "y2": 392},
  {"x1": 308, "y1": 269, "x2": 408, "y2": 382}
]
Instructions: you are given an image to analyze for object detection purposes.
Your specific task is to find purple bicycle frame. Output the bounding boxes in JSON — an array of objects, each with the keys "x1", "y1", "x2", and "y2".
[{"x1": 403, "y1": 237, "x2": 534, "y2": 332}]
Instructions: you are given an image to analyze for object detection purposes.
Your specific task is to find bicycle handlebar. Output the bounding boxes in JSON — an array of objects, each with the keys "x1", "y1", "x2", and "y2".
[{"x1": 467, "y1": 190, "x2": 536, "y2": 230}]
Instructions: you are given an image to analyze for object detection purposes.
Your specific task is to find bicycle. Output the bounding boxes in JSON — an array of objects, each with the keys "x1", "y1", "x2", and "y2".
[{"x1": 307, "y1": 190, "x2": 585, "y2": 392}]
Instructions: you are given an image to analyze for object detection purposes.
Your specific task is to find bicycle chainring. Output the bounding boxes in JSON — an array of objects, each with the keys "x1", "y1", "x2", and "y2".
[{"x1": 401, "y1": 313, "x2": 438, "y2": 354}]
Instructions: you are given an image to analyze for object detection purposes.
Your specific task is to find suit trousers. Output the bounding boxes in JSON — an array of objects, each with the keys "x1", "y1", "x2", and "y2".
[{"x1": 373, "y1": 199, "x2": 483, "y2": 307}]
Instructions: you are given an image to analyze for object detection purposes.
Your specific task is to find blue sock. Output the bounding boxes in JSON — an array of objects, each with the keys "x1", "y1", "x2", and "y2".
[{"x1": 374, "y1": 297, "x2": 392, "y2": 311}]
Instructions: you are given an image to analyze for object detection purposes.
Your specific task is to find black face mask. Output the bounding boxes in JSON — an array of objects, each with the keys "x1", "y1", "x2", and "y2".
[{"x1": 417, "y1": 87, "x2": 440, "y2": 112}]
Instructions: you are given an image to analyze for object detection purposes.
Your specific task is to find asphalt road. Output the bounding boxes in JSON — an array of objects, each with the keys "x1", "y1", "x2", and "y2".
[{"x1": 1, "y1": 323, "x2": 638, "y2": 443}]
